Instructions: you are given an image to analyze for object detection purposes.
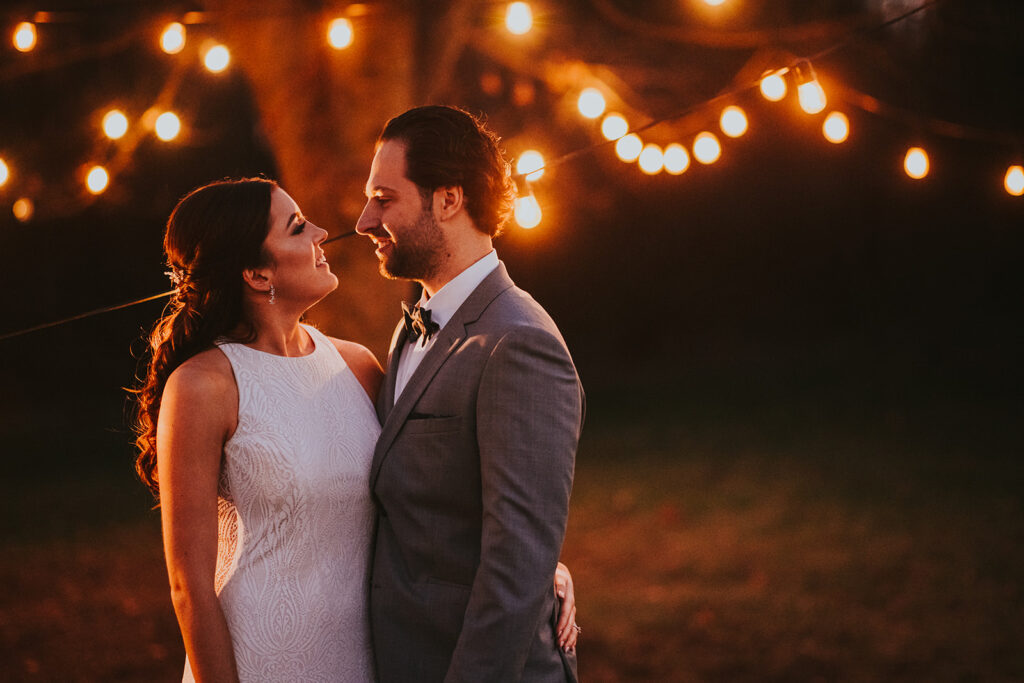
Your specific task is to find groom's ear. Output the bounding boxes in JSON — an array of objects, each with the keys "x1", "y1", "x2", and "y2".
[{"x1": 433, "y1": 185, "x2": 464, "y2": 222}]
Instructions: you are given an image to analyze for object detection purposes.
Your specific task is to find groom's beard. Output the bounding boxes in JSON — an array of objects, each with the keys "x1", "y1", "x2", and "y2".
[{"x1": 378, "y1": 208, "x2": 447, "y2": 283}]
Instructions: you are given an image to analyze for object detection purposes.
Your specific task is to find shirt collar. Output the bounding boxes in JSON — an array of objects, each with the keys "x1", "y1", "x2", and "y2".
[{"x1": 418, "y1": 250, "x2": 499, "y2": 332}]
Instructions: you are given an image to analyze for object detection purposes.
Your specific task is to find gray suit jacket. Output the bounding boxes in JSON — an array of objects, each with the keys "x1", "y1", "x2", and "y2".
[{"x1": 369, "y1": 263, "x2": 583, "y2": 683}]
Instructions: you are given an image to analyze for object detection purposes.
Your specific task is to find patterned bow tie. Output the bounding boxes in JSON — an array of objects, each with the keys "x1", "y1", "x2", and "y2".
[{"x1": 402, "y1": 302, "x2": 440, "y2": 343}]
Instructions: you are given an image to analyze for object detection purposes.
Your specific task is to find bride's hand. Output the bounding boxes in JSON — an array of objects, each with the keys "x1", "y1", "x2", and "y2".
[{"x1": 554, "y1": 561, "x2": 579, "y2": 651}]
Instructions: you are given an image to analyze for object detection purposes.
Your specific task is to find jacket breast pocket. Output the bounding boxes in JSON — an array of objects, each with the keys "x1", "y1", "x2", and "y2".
[{"x1": 400, "y1": 415, "x2": 463, "y2": 435}]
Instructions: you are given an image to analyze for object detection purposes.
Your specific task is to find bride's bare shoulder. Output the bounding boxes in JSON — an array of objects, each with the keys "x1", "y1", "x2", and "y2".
[
  {"x1": 166, "y1": 347, "x2": 236, "y2": 395},
  {"x1": 327, "y1": 338, "x2": 384, "y2": 402}
]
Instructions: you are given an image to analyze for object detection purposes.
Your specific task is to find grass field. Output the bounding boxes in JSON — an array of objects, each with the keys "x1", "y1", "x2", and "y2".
[{"x1": 1, "y1": 387, "x2": 1021, "y2": 681}]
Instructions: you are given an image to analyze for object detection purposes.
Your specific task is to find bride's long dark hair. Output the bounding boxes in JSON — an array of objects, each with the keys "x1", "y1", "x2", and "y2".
[{"x1": 132, "y1": 177, "x2": 277, "y2": 498}]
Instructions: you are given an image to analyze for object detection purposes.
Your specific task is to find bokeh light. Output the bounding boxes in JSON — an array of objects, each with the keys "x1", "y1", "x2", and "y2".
[
  {"x1": 13, "y1": 22, "x2": 36, "y2": 52},
  {"x1": 615, "y1": 134, "x2": 643, "y2": 162},
  {"x1": 13, "y1": 197, "x2": 33, "y2": 222},
  {"x1": 904, "y1": 147, "x2": 929, "y2": 179},
  {"x1": 516, "y1": 150, "x2": 545, "y2": 181},
  {"x1": 505, "y1": 2, "x2": 533, "y2": 35},
  {"x1": 514, "y1": 193, "x2": 542, "y2": 228},
  {"x1": 1003, "y1": 165, "x2": 1024, "y2": 196},
  {"x1": 822, "y1": 111, "x2": 849, "y2": 144},
  {"x1": 102, "y1": 110, "x2": 129, "y2": 140},
  {"x1": 693, "y1": 131, "x2": 722, "y2": 164},
  {"x1": 719, "y1": 106, "x2": 748, "y2": 138},
  {"x1": 0, "y1": 158, "x2": 9, "y2": 187},
  {"x1": 577, "y1": 88, "x2": 606, "y2": 119},
  {"x1": 601, "y1": 113, "x2": 628, "y2": 140},
  {"x1": 638, "y1": 144, "x2": 664, "y2": 175},
  {"x1": 703, "y1": 0, "x2": 727, "y2": 5},
  {"x1": 327, "y1": 18, "x2": 354, "y2": 49},
  {"x1": 759, "y1": 69, "x2": 787, "y2": 102},
  {"x1": 86, "y1": 166, "x2": 109, "y2": 195},
  {"x1": 160, "y1": 22, "x2": 185, "y2": 54},
  {"x1": 155, "y1": 112, "x2": 181, "y2": 141},
  {"x1": 663, "y1": 143, "x2": 690, "y2": 175},
  {"x1": 203, "y1": 44, "x2": 231, "y2": 73}
]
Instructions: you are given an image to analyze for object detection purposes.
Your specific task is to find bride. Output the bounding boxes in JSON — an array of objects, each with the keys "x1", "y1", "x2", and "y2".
[{"x1": 132, "y1": 178, "x2": 577, "y2": 681}]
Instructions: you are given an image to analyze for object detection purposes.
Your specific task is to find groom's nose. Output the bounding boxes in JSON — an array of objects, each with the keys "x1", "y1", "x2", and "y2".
[{"x1": 355, "y1": 200, "x2": 380, "y2": 235}]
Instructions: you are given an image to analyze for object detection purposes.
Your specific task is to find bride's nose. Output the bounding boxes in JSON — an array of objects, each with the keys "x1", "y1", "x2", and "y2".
[{"x1": 312, "y1": 224, "x2": 329, "y2": 243}]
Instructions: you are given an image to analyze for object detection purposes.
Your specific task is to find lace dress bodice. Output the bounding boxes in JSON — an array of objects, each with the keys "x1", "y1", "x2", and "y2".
[{"x1": 183, "y1": 325, "x2": 381, "y2": 682}]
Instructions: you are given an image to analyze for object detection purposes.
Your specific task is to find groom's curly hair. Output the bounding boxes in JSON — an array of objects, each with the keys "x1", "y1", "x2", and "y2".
[{"x1": 379, "y1": 105, "x2": 516, "y2": 237}]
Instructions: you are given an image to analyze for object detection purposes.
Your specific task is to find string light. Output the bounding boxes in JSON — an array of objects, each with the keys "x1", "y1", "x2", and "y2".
[
  {"x1": 203, "y1": 43, "x2": 231, "y2": 73},
  {"x1": 13, "y1": 21, "x2": 37, "y2": 52},
  {"x1": 1004, "y1": 165, "x2": 1024, "y2": 196},
  {"x1": 0, "y1": 158, "x2": 9, "y2": 187},
  {"x1": 86, "y1": 166, "x2": 109, "y2": 194},
  {"x1": 719, "y1": 105, "x2": 748, "y2": 138},
  {"x1": 160, "y1": 22, "x2": 185, "y2": 54},
  {"x1": 514, "y1": 190, "x2": 542, "y2": 228},
  {"x1": 759, "y1": 69, "x2": 788, "y2": 102},
  {"x1": 702, "y1": 0, "x2": 727, "y2": 5},
  {"x1": 904, "y1": 147, "x2": 929, "y2": 179},
  {"x1": 601, "y1": 113, "x2": 629, "y2": 140},
  {"x1": 663, "y1": 143, "x2": 690, "y2": 175},
  {"x1": 505, "y1": 2, "x2": 533, "y2": 35},
  {"x1": 793, "y1": 61, "x2": 827, "y2": 115},
  {"x1": 102, "y1": 109, "x2": 129, "y2": 140},
  {"x1": 516, "y1": 150, "x2": 545, "y2": 181},
  {"x1": 155, "y1": 112, "x2": 181, "y2": 141},
  {"x1": 615, "y1": 134, "x2": 643, "y2": 162},
  {"x1": 327, "y1": 18, "x2": 354, "y2": 49},
  {"x1": 693, "y1": 131, "x2": 722, "y2": 164},
  {"x1": 13, "y1": 198, "x2": 34, "y2": 222},
  {"x1": 822, "y1": 111, "x2": 850, "y2": 144},
  {"x1": 638, "y1": 144, "x2": 664, "y2": 175},
  {"x1": 577, "y1": 88, "x2": 606, "y2": 119}
]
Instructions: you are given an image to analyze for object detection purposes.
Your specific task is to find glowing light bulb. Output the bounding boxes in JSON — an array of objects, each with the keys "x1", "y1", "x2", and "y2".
[
  {"x1": 638, "y1": 144, "x2": 664, "y2": 175},
  {"x1": 514, "y1": 193, "x2": 541, "y2": 228},
  {"x1": 663, "y1": 143, "x2": 690, "y2": 175},
  {"x1": 822, "y1": 111, "x2": 849, "y2": 144},
  {"x1": 0, "y1": 158, "x2": 9, "y2": 186},
  {"x1": 577, "y1": 88, "x2": 606, "y2": 119},
  {"x1": 615, "y1": 134, "x2": 643, "y2": 162},
  {"x1": 86, "y1": 166, "x2": 110, "y2": 194},
  {"x1": 759, "y1": 69, "x2": 787, "y2": 102},
  {"x1": 1004, "y1": 165, "x2": 1024, "y2": 196},
  {"x1": 505, "y1": 2, "x2": 533, "y2": 35},
  {"x1": 703, "y1": 0, "x2": 727, "y2": 5},
  {"x1": 516, "y1": 150, "x2": 545, "y2": 181},
  {"x1": 601, "y1": 113, "x2": 628, "y2": 140},
  {"x1": 328, "y1": 18, "x2": 353, "y2": 49},
  {"x1": 719, "y1": 105, "x2": 748, "y2": 138},
  {"x1": 693, "y1": 131, "x2": 721, "y2": 164},
  {"x1": 155, "y1": 112, "x2": 181, "y2": 141},
  {"x1": 13, "y1": 22, "x2": 36, "y2": 52},
  {"x1": 204, "y1": 44, "x2": 230, "y2": 73},
  {"x1": 160, "y1": 22, "x2": 185, "y2": 54},
  {"x1": 13, "y1": 197, "x2": 33, "y2": 222},
  {"x1": 793, "y1": 61, "x2": 826, "y2": 114},
  {"x1": 904, "y1": 147, "x2": 929, "y2": 180},
  {"x1": 102, "y1": 109, "x2": 129, "y2": 140}
]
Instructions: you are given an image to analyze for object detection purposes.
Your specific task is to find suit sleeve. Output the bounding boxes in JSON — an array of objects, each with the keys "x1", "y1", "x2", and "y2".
[{"x1": 444, "y1": 325, "x2": 583, "y2": 683}]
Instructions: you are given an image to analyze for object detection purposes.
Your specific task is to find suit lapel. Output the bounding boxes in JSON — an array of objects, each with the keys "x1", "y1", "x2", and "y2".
[{"x1": 370, "y1": 263, "x2": 516, "y2": 488}]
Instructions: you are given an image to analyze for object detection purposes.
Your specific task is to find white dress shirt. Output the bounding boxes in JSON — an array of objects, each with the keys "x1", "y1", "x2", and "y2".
[{"x1": 393, "y1": 250, "x2": 500, "y2": 403}]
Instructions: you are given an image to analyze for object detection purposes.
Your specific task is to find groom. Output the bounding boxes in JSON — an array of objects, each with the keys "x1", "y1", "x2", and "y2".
[{"x1": 355, "y1": 105, "x2": 583, "y2": 682}]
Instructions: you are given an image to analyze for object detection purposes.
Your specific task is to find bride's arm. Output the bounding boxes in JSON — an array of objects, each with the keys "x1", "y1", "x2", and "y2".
[
  {"x1": 157, "y1": 352, "x2": 240, "y2": 683},
  {"x1": 554, "y1": 562, "x2": 579, "y2": 651}
]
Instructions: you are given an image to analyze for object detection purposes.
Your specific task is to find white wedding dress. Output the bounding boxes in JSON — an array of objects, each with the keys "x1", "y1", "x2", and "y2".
[{"x1": 182, "y1": 324, "x2": 380, "y2": 682}]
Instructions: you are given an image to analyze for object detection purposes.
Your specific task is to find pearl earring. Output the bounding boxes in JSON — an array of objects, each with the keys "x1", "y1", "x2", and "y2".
[{"x1": 269, "y1": 284, "x2": 276, "y2": 305}]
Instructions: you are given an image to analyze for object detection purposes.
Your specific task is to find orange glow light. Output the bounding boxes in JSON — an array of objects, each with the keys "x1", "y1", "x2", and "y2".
[{"x1": 904, "y1": 147, "x2": 929, "y2": 180}]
